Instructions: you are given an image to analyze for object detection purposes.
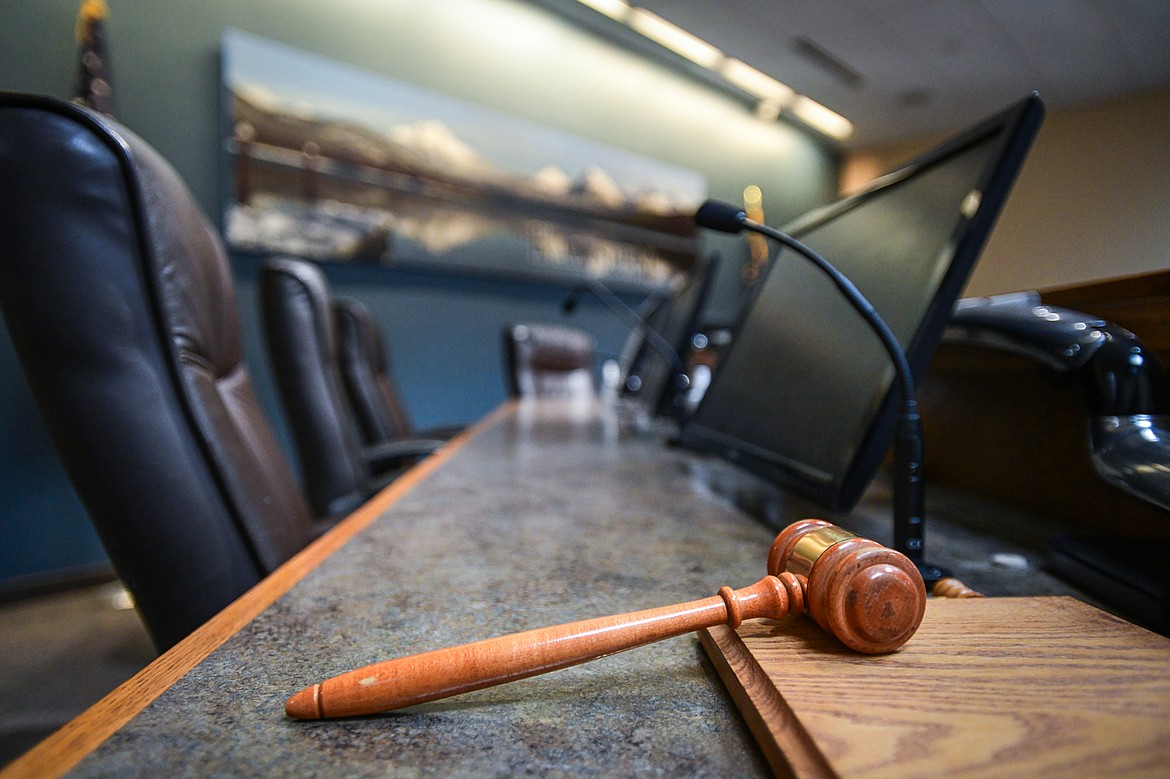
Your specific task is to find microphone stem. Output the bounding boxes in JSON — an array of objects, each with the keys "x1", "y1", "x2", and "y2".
[
  {"x1": 893, "y1": 402, "x2": 925, "y2": 563},
  {"x1": 741, "y1": 218, "x2": 932, "y2": 577},
  {"x1": 576, "y1": 276, "x2": 684, "y2": 372},
  {"x1": 743, "y1": 219, "x2": 916, "y2": 406}
]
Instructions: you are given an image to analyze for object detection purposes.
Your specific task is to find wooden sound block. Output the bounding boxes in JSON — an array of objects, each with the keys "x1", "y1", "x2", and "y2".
[{"x1": 700, "y1": 596, "x2": 1170, "y2": 779}]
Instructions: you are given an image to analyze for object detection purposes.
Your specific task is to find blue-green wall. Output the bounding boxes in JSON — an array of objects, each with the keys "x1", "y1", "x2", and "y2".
[{"x1": 0, "y1": 0, "x2": 838, "y2": 584}]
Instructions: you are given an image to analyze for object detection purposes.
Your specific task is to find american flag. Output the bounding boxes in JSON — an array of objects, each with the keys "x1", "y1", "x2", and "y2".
[{"x1": 73, "y1": 0, "x2": 116, "y2": 117}]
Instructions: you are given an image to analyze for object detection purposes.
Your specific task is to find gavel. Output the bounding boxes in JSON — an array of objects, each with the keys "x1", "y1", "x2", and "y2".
[{"x1": 285, "y1": 519, "x2": 927, "y2": 720}]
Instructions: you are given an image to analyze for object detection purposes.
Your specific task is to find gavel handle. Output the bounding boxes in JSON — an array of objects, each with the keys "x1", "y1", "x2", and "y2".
[{"x1": 285, "y1": 575, "x2": 800, "y2": 719}]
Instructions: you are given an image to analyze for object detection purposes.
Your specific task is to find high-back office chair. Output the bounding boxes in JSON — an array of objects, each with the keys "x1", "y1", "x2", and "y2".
[
  {"x1": 333, "y1": 297, "x2": 462, "y2": 445},
  {"x1": 946, "y1": 293, "x2": 1170, "y2": 512},
  {"x1": 0, "y1": 93, "x2": 321, "y2": 650},
  {"x1": 939, "y1": 293, "x2": 1170, "y2": 633},
  {"x1": 259, "y1": 258, "x2": 441, "y2": 520},
  {"x1": 502, "y1": 322, "x2": 597, "y2": 399},
  {"x1": 333, "y1": 297, "x2": 414, "y2": 444}
]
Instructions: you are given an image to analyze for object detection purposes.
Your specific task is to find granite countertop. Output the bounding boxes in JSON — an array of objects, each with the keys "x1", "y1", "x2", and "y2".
[
  {"x1": 70, "y1": 399, "x2": 1096, "y2": 776},
  {"x1": 72, "y1": 401, "x2": 777, "y2": 776}
]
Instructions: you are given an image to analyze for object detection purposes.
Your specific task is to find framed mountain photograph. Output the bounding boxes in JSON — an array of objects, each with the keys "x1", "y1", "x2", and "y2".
[{"x1": 220, "y1": 29, "x2": 706, "y2": 289}]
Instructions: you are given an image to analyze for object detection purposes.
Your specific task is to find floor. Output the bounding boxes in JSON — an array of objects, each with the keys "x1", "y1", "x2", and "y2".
[{"x1": 0, "y1": 581, "x2": 156, "y2": 768}]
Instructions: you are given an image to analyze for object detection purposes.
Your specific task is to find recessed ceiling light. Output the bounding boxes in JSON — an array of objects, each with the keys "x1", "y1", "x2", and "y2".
[
  {"x1": 569, "y1": 2, "x2": 853, "y2": 140},
  {"x1": 577, "y1": 0, "x2": 630, "y2": 22},
  {"x1": 721, "y1": 58, "x2": 794, "y2": 105},
  {"x1": 755, "y1": 99, "x2": 782, "y2": 121},
  {"x1": 790, "y1": 95, "x2": 854, "y2": 140},
  {"x1": 627, "y1": 8, "x2": 724, "y2": 69}
]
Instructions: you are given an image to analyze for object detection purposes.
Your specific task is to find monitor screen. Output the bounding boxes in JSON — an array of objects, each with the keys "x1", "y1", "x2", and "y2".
[
  {"x1": 679, "y1": 94, "x2": 1044, "y2": 510},
  {"x1": 621, "y1": 255, "x2": 718, "y2": 417}
]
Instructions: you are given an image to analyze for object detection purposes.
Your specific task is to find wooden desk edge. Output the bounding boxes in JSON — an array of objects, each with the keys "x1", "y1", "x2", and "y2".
[
  {"x1": 1, "y1": 401, "x2": 515, "y2": 779},
  {"x1": 699, "y1": 625, "x2": 836, "y2": 779}
]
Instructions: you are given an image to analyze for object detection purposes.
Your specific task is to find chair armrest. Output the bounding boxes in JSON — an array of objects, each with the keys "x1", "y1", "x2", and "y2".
[
  {"x1": 948, "y1": 292, "x2": 1104, "y2": 371},
  {"x1": 415, "y1": 424, "x2": 465, "y2": 441},
  {"x1": 946, "y1": 293, "x2": 1170, "y2": 512},
  {"x1": 363, "y1": 439, "x2": 446, "y2": 474}
]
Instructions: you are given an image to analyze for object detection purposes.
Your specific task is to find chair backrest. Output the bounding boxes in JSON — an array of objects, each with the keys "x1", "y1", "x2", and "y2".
[
  {"x1": 259, "y1": 257, "x2": 370, "y2": 519},
  {"x1": 503, "y1": 322, "x2": 597, "y2": 398},
  {"x1": 333, "y1": 297, "x2": 414, "y2": 444},
  {"x1": 0, "y1": 93, "x2": 317, "y2": 650}
]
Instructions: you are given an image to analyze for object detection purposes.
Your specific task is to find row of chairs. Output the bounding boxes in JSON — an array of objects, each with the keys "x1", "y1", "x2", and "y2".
[
  {"x1": 0, "y1": 94, "x2": 452, "y2": 649},
  {"x1": 259, "y1": 258, "x2": 452, "y2": 521},
  {"x1": 0, "y1": 92, "x2": 606, "y2": 650}
]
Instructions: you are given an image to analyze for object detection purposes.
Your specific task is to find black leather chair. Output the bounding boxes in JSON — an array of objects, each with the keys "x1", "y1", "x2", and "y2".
[
  {"x1": 943, "y1": 293, "x2": 1170, "y2": 634},
  {"x1": 259, "y1": 258, "x2": 441, "y2": 520},
  {"x1": 333, "y1": 297, "x2": 462, "y2": 446},
  {"x1": 947, "y1": 293, "x2": 1170, "y2": 512},
  {"x1": 0, "y1": 93, "x2": 321, "y2": 650},
  {"x1": 503, "y1": 322, "x2": 597, "y2": 399}
]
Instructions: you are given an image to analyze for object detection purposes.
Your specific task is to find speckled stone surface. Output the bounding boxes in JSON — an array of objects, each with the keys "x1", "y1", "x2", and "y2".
[
  {"x1": 68, "y1": 399, "x2": 1095, "y2": 776},
  {"x1": 70, "y1": 401, "x2": 777, "y2": 776}
]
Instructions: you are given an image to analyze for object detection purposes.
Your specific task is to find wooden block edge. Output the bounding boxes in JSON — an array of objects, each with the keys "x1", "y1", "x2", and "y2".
[{"x1": 699, "y1": 624, "x2": 837, "y2": 779}]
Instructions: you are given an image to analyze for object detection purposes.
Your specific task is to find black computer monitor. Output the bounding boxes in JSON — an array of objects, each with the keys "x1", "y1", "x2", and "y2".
[
  {"x1": 621, "y1": 255, "x2": 719, "y2": 418},
  {"x1": 679, "y1": 93, "x2": 1044, "y2": 511}
]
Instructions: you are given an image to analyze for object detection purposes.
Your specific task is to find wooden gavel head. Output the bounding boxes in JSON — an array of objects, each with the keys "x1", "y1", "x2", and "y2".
[{"x1": 769, "y1": 519, "x2": 926, "y2": 654}]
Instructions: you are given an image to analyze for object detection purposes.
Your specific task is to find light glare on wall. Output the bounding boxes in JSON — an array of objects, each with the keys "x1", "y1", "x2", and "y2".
[{"x1": 627, "y1": 8, "x2": 723, "y2": 69}]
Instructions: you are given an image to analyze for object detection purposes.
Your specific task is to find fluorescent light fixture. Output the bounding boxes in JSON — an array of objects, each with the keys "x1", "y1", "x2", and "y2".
[
  {"x1": 627, "y1": 8, "x2": 723, "y2": 68},
  {"x1": 720, "y1": 58, "x2": 793, "y2": 105},
  {"x1": 577, "y1": 0, "x2": 630, "y2": 22},
  {"x1": 754, "y1": 99, "x2": 782, "y2": 121},
  {"x1": 790, "y1": 95, "x2": 853, "y2": 140},
  {"x1": 571, "y1": 1, "x2": 853, "y2": 141}
]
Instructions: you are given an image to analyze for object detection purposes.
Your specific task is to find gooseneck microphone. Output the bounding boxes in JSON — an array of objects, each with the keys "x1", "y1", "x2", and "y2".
[{"x1": 695, "y1": 199, "x2": 945, "y2": 584}]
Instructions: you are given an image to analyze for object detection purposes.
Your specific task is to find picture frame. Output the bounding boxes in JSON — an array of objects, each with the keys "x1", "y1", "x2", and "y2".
[{"x1": 221, "y1": 29, "x2": 706, "y2": 289}]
